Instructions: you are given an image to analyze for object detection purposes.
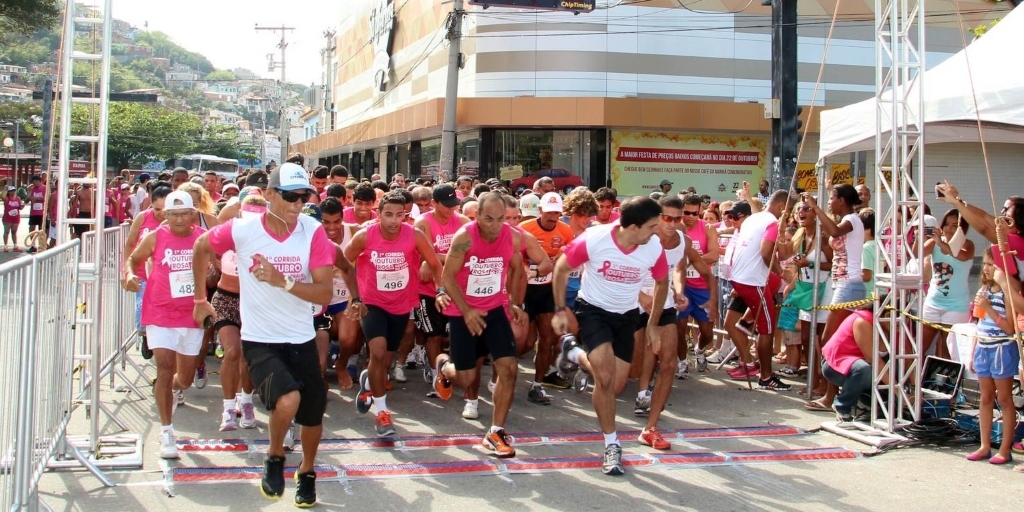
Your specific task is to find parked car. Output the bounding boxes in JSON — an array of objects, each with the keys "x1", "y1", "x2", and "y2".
[{"x1": 509, "y1": 168, "x2": 583, "y2": 195}]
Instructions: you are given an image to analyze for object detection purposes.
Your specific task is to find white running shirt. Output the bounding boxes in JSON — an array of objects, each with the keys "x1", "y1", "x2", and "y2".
[{"x1": 725, "y1": 211, "x2": 779, "y2": 287}]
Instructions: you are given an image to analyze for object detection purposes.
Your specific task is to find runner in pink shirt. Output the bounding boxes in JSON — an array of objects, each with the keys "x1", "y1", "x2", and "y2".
[
  {"x1": 121, "y1": 191, "x2": 205, "y2": 460},
  {"x1": 344, "y1": 191, "x2": 445, "y2": 438},
  {"x1": 3, "y1": 186, "x2": 23, "y2": 251},
  {"x1": 27, "y1": 175, "x2": 47, "y2": 234},
  {"x1": 434, "y1": 193, "x2": 526, "y2": 458}
]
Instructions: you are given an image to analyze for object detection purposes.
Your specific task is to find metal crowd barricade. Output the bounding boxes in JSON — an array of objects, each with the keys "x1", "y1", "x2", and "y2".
[{"x1": 0, "y1": 257, "x2": 33, "y2": 511}]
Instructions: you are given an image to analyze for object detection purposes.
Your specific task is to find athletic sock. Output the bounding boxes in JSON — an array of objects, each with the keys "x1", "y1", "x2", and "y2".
[
  {"x1": 637, "y1": 390, "x2": 650, "y2": 400},
  {"x1": 375, "y1": 394, "x2": 388, "y2": 413},
  {"x1": 489, "y1": 425, "x2": 503, "y2": 434},
  {"x1": 603, "y1": 432, "x2": 618, "y2": 447},
  {"x1": 162, "y1": 424, "x2": 174, "y2": 435},
  {"x1": 532, "y1": 382, "x2": 542, "y2": 389},
  {"x1": 239, "y1": 391, "x2": 253, "y2": 405},
  {"x1": 466, "y1": 398, "x2": 479, "y2": 407},
  {"x1": 567, "y1": 347, "x2": 584, "y2": 365},
  {"x1": 223, "y1": 399, "x2": 237, "y2": 411}
]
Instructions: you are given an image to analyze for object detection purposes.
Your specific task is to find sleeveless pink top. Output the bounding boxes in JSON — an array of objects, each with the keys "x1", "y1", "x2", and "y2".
[
  {"x1": 132, "y1": 209, "x2": 163, "y2": 278},
  {"x1": 684, "y1": 219, "x2": 709, "y2": 289},
  {"x1": 343, "y1": 206, "x2": 377, "y2": 224},
  {"x1": 141, "y1": 225, "x2": 205, "y2": 328},
  {"x1": 357, "y1": 222, "x2": 420, "y2": 315},
  {"x1": 418, "y1": 211, "x2": 462, "y2": 296},
  {"x1": 444, "y1": 222, "x2": 513, "y2": 315}
]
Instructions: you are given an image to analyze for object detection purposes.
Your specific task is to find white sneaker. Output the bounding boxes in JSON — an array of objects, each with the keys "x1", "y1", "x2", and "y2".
[
  {"x1": 159, "y1": 430, "x2": 179, "y2": 459},
  {"x1": 393, "y1": 366, "x2": 408, "y2": 383},
  {"x1": 487, "y1": 380, "x2": 496, "y2": 395},
  {"x1": 239, "y1": 402, "x2": 256, "y2": 429},
  {"x1": 219, "y1": 409, "x2": 239, "y2": 432},
  {"x1": 675, "y1": 360, "x2": 690, "y2": 380},
  {"x1": 172, "y1": 389, "x2": 184, "y2": 415},
  {"x1": 283, "y1": 422, "x2": 297, "y2": 451},
  {"x1": 462, "y1": 400, "x2": 479, "y2": 420}
]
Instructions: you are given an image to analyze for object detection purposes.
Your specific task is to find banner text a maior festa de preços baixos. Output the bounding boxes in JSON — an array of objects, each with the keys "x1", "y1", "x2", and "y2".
[{"x1": 610, "y1": 131, "x2": 767, "y2": 200}]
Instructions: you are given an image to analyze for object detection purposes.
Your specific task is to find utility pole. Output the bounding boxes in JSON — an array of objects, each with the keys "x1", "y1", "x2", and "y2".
[
  {"x1": 256, "y1": 24, "x2": 295, "y2": 160},
  {"x1": 765, "y1": 0, "x2": 798, "y2": 192},
  {"x1": 320, "y1": 28, "x2": 336, "y2": 136},
  {"x1": 438, "y1": 0, "x2": 464, "y2": 183}
]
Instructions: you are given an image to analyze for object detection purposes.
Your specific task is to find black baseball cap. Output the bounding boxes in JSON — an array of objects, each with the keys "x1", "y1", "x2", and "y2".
[
  {"x1": 726, "y1": 200, "x2": 752, "y2": 217},
  {"x1": 247, "y1": 171, "x2": 270, "y2": 188},
  {"x1": 432, "y1": 183, "x2": 460, "y2": 208}
]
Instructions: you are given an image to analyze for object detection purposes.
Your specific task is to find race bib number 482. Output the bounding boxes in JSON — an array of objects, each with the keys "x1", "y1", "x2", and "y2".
[{"x1": 169, "y1": 270, "x2": 194, "y2": 299}]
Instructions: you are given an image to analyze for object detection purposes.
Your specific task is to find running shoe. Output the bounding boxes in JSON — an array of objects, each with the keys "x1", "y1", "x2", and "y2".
[
  {"x1": 555, "y1": 333, "x2": 581, "y2": 378},
  {"x1": 462, "y1": 400, "x2": 479, "y2": 419},
  {"x1": 483, "y1": 429, "x2": 516, "y2": 458},
  {"x1": 294, "y1": 470, "x2": 317, "y2": 508},
  {"x1": 675, "y1": 360, "x2": 691, "y2": 380},
  {"x1": 356, "y1": 369, "x2": 373, "y2": 414},
  {"x1": 140, "y1": 335, "x2": 153, "y2": 360},
  {"x1": 195, "y1": 364, "x2": 207, "y2": 389},
  {"x1": 705, "y1": 351, "x2": 731, "y2": 364},
  {"x1": 434, "y1": 357, "x2": 453, "y2": 401},
  {"x1": 602, "y1": 443, "x2": 625, "y2": 476},
  {"x1": 527, "y1": 386, "x2": 552, "y2": 405},
  {"x1": 542, "y1": 372, "x2": 571, "y2": 389},
  {"x1": 159, "y1": 430, "x2": 179, "y2": 459},
  {"x1": 487, "y1": 379, "x2": 496, "y2": 395},
  {"x1": 375, "y1": 410, "x2": 396, "y2": 437},
  {"x1": 239, "y1": 402, "x2": 257, "y2": 429},
  {"x1": 727, "y1": 363, "x2": 758, "y2": 379},
  {"x1": 219, "y1": 409, "x2": 239, "y2": 432},
  {"x1": 833, "y1": 403, "x2": 854, "y2": 423},
  {"x1": 634, "y1": 394, "x2": 651, "y2": 416},
  {"x1": 757, "y1": 374, "x2": 792, "y2": 391},
  {"x1": 260, "y1": 455, "x2": 285, "y2": 500},
  {"x1": 173, "y1": 389, "x2": 185, "y2": 412},
  {"x1": 283, "y1": 421, "x2": 297, "y2": 451},
  {"x1": 638, "y1": 427, "x2": 671, "y2": 450},
  {"x1": 393, "y1": 365, "x2": 408, "y2": 383},
  {"x1": 214, "y1": 344, "x2": 224, "y2": 359},
  {"x1": 777, "y1": 365, "x2": 799, "y2": 377},
  {"x1": 423, "y1": 367, "x2": 434, "y2": 384},
  {"x1": 573, "y1": 368, "x2": 590, "y2": 393},
  {"x1": 695, "y1": 352, "x2": 708, "y2": 372}
]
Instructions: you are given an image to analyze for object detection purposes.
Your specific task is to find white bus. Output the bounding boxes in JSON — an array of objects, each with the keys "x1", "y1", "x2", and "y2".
[{"x1": 166, "y1": 154, "x2": 240, "y2": 181}]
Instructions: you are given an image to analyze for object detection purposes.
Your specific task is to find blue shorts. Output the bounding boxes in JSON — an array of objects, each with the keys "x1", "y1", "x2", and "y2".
[
  {"x1": 326, "y1": 301, "x2": 348, "y2": 316},
  {"x1": 973, "y1": 342, "x2": 1020, "y2": 380},
  {"x1": 566, "y1": 289, "x2": 579, "y2": 310},
  {"x1": 134, "y1": 280, "x2": 147, "y2": 332},
  {"x1": 678, "y1": 287, "x2": 711, "y2": 323},
  {"x1": 831, "y1": 280, "x2": 867, "y2": 305}
]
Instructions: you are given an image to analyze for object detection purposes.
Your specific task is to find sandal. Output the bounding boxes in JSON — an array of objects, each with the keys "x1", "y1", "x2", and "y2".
[
  {"x1": 804, "y1": 400, "x2": 831, "y2": 412},
  {"x1": 797, "y1": 387, "x2": 825, "y2": 399}
]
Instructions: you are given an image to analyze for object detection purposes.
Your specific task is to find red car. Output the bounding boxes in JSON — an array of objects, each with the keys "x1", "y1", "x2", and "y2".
[{"x1": 509, "y1": 168, "x2": 584, "y2": 195}]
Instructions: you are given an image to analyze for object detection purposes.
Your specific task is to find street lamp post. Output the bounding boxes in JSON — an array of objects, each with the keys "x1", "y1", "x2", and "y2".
[{"x1": 1, "y1": 121, "x2": 19, "y2": 185}]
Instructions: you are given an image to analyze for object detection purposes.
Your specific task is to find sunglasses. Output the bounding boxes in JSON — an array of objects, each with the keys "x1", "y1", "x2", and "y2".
[
  {"x1": 797, "y1": 205, "x2": 812, "y2": 212},
  {"x1": 682, "y1": 211, "x2": 700, "y2": 217},
  {"x1": 276, "y1": 189, "x2": 310, "y2": 203},
  {"x1": 661, "y1": 214, "x2": 683, "y2": 223}
]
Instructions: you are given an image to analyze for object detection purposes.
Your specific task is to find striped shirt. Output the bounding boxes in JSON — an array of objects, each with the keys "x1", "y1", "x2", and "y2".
[{"x1": 976, "y1": 286, "x2": 1014, "y2": 345}]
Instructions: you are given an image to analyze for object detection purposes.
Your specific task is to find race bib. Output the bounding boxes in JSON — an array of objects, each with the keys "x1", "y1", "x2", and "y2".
[
  {"x1": 32, "y1": 202, "x2": 42, "y2": 211},
  {"x1": 528, "y1": 264, "x2": 552, "y2": 285},
  {"x1": 685, "y1": 266, "x2": 699, "y2": 279},
  {"x1": 568, "y1": 268, "x2": 583, "y2": 279},
  {"x1": 169, "y1": 270, "x2": 194, "y2": 299},
  {"x1": 377, "y1": 268, "x2": 409, "y2": 291},
  {"x1": 466, "y1": 273, "x2": 501, "y2": 298},
  {"x1": 332, "y1": 276, "x2": 350, "y2": 302}
]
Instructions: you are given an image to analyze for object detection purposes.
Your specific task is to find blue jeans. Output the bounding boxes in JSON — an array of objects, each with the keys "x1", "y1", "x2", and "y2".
[{"x1": 821, "y1": 359, "x2": 872, "y2": 415}]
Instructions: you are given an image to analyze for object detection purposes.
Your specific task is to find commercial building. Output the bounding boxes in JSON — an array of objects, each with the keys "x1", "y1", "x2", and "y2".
[{"x1": 294, "y1": 0, "x2": 999, "y2": 200}]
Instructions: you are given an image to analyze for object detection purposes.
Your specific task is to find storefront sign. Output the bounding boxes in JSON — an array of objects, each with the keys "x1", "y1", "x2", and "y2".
[
  {"x1": 610, "y1": 131, "x2": 767, "y2": 200},
  {"x1": 468, "y1": 0, "x2": 595, "y2": 13},
  {"x1": 499, "y1": 165, "x2": 523, "y2": 181},
  {"x1": 795, "y1": 163, "x2": 864, "y2": 192},
  {"x1": 369, "y1": 0, "x2": 396, "y2": 92}
]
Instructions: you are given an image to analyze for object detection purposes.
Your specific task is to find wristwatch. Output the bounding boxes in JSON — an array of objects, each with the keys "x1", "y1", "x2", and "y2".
[
  {"x1": 436, "y1": 287, "x2": 447, "y2": 296},
  {"x1": 284, "y1": 275, "x2": 296, "y2": 291}
]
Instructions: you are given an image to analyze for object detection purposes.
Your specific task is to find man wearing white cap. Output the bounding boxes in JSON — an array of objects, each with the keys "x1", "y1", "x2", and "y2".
[
  {"x1": 191, "y1": 162, "x2": 337, "y2": 507},
  {"x1": 519, "y1": 191, "x2": 575, "y2": 403},
  {"x1": 121, "y1": 191, "x2": 206, "y2": 459},
  {"x1": 519, "y1": 193, "x2": 541, "y2": 222}
]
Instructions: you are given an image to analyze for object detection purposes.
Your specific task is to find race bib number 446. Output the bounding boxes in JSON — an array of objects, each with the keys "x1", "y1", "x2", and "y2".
[{"x1": 466, "y1": 273, "x2": 500, "y2": 297}]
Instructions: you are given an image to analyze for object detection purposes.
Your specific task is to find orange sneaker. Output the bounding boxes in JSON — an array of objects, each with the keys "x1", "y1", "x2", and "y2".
[
  {"x1": 483, "y1": 429, "x2": 516, "y2": 458},
  {"x1": 433, "y1": 357, "x2": 453, "y2": 401},
  {"x1": 374, "y1": 410, "x2": 395, "y2": 437},
  {"x1": 638, "y1": 427, "x2": 671, "y2": 450}
]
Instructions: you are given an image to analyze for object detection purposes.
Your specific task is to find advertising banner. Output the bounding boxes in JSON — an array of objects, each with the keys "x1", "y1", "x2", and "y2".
[
  {"x1": 795, "y1": 163, "x2": 865, "y2": 193},
  {"x1": 610, "y1": 131, "x2": 767, "y2": 200}
]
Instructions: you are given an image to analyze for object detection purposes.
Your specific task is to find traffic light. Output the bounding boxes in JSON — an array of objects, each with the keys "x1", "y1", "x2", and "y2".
[{"x1": 782, "y1": 105, "x2": 803, "y2": 160}]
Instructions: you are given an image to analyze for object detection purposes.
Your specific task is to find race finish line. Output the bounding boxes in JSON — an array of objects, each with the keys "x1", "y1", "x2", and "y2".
[
  {"x1": 176, "y1": 424, "x2": 806, "y2": 453},
  {"x1": 171, "y1": 447, "x2": 860, "y2": 483}
]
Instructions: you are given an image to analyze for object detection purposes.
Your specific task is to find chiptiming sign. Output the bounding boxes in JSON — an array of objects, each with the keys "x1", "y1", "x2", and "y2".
[
  {"x1": 468, "y1": 0, "x2": 595, "y2": 13},
  {"x1": 610, "y1": 131, "x2": 767, "y2": 200}
]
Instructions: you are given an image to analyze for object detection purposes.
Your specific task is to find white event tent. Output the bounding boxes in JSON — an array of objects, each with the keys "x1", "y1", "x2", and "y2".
[{"x1": 818, "y1": 6, "x2": 1024, "y2": 161}]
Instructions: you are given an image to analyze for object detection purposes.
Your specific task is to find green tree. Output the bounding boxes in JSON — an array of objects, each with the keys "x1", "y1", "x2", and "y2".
[
  {"x1": 74, "y1": 103, "x2": 202, "y2": 169},
  {"x1": 0, "y1": 0, "x2": 61, "y2": 36},
  {"x1": 192, "y1": 124, "x2": 250, "y2": 160},
  {"x1": 205, "y1": 70, "x2": 235, "y2": 81}
]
